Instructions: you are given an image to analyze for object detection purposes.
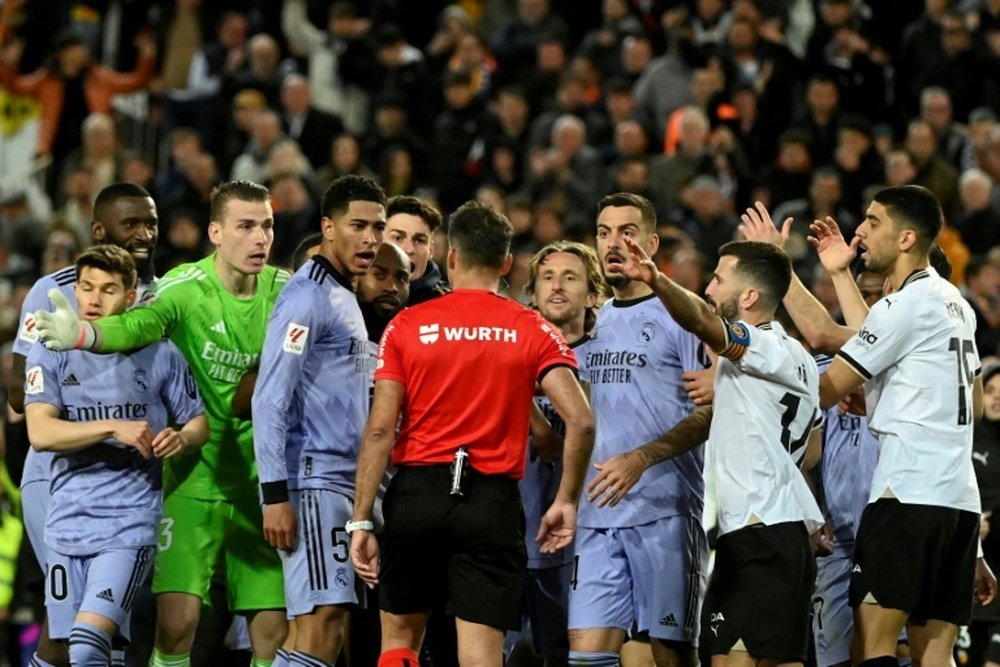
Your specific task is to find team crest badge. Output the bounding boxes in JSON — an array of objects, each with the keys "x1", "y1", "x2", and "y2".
[{"x1": 133, "y1": 370, "x2": 149, "y2": 393}]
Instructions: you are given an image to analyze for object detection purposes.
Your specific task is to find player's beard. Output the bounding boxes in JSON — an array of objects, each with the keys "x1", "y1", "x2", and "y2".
[
  {"x1": 712, "y1": 294, "x2": 740, "y2": 321},
  {"x1": 604, "y1": 273, "x2": 630, "y2": 290},
  {"x1": 133, "y1": 253, "x2": 156, "y2": 284}
]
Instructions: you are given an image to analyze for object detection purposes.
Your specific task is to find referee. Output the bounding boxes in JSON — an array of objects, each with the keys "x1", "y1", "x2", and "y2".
[{"x1": 349, "y1": 201, "x2": 595, "y2": 667}]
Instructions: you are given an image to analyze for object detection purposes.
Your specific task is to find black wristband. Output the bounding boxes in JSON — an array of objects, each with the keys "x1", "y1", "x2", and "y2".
[{"x1": 261, "y1": 480, "x2": 289, "y2": 504}]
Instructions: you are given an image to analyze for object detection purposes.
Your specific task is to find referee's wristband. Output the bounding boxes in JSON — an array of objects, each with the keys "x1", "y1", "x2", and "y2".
[
  {"x1": 261, "y1": 480, "x2": 289, "y2": 504},
  {"x1": 345, "y1": 519, "x2": 374, "y2": 534}
]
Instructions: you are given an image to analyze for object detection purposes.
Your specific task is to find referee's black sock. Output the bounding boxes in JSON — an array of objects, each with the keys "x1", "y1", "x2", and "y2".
[
  {"x1": 858, "y1": 655, "x2": 899, "y2": 667},
  {"x1": 568, "y1": 651, "x2": 620, "y2": 667}
]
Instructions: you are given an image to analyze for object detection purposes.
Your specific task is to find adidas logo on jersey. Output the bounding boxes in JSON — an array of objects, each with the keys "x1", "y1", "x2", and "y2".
[
  {"x1": 659, "y1": 613, "x2": 678, "y2": 627},
  {"x1": 96, "y1": 588, "x2": 115, "y2": 603},
  {"x1": 210, "y1": 321, "x2": 227, "y2": 335},
  {"x1": 61, "y1": 374, "x2": 80, "y2": 386}
]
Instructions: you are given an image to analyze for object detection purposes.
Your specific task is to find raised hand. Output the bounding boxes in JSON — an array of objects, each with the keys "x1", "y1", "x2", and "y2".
[
  {"x1": 34, "y1": 290, "x2": 87, "y2": 350},
  {"x1": 738, "y1": 201, "x2": 791, "y2": 248},
  {"x1": 620, "y1": 236, "x2": 658, "y2": 285},
  {"x1": 808, "y1": 216, "x2": 860, "y2": 274}
]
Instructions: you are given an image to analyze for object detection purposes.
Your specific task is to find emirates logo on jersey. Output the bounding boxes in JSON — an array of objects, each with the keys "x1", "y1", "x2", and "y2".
[{"x1": 419, "y1": 323, "x2": 440, "y2": 344}]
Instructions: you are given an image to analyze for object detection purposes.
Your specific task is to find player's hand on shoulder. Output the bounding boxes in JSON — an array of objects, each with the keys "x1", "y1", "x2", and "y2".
[
  {"x1": 112, "y1": 420, "x2": 154, "y2": 459},
  {"x1": 682, "y1": 356, "x2": 716, "y2": 406},
  {"x1": 350, "y1": 529, "x2": 380, "y2": 588},
  {"x1": 152, "y1": 427, "x2": 188, "y2": 459},
  {"x1": 537, "y1": 500, "x2": 576, "y2": 554},
  {"x1": 620, "y1": 236, "x2": 658, "y2": 285},
  {"x1": 739, "y1": 201, "x2": 790, "y2": 249},
  {"x1": 587, "y1": 452, "x2": 647, "y2": 508},
  {"x1": 263, "y1": 501, "x2": 297, "y2": 551}
]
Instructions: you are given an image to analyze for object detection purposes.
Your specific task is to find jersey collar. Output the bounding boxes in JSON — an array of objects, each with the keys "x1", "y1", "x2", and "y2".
[{"x1": 311, "y1": 255, "x2": 354, "y2": 291}]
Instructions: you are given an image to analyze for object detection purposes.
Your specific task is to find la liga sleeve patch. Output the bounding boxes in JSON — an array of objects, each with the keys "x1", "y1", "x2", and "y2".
[
  {"x1": 26, "y1": 365, "x2": 44, "y2": 395},
  {"x1": 282, "y1": 322, "x2": 310, "y2": 355}
]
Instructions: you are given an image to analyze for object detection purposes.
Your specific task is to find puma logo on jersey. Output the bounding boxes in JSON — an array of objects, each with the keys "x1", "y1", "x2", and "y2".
[
  {"x1": 974, "y1": 451, "x2": 990, "y2": 466},
  {"x1": 210, "y1": 320, "x2": 227, "y2": 335}
]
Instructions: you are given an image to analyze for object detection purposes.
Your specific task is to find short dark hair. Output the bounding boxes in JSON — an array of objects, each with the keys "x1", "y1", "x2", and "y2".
[
  {"x1": 718, "y1": 241, "x2": 792, "y2": 310},
  {"x1": 387, "y1": 195, "x2": 444, "y2": 232},
  {"x1": 210, "y1": 180, "x2": 270, "y2": 223},
  {"x1": 76, "y1": 244, "x2": 137, "y2": 291},
  {"x1": 597, "y1": 192, "x2": 657, "y2": 232},
  {"x1": 292, "y1": 232, "x2": 324, "y2": 271},
  {"x1": 447, "y1": 200, "x2": 513, "y2": 270},
  {"x1": 94, "y1": 182, "x2": 152, "y2": 220},
  {"x1": 871, "y1": 185, "x2": 942, "y2": 252},
  {"x1": 320, "y1": 174, "x2": 387, "y2": 220},
  {"x1": 929, "y1": 243, "x2": 953, "y2": 280}
]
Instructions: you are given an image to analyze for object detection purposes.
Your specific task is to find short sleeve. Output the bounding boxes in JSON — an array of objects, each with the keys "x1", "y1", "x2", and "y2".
[
  {"x1": 725, "y1": 320, "x2": 803, "y2": 384},
  {"x1": 837, "y1": 296, "x2": 918, "y2": 380},
  {"x1": 23, "y1": 345, "x2": 64, "y2": 410},
  {"x1": 14, "y1": 279, "x2": 66, "y2": 357},
  {"x1": 374, "y1": 316, "x2": 406, "y2": 384},
  {"x1": 532, "y1": 313, "x2": 578, "y2": 381}
]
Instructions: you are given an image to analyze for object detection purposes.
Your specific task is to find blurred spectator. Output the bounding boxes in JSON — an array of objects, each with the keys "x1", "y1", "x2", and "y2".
[
  {"x1": 668, "y1": 174, "x2": 739, "y2": 268},
  {"x1": 119, "y1": 149, "x2": 158, "y2": 202},
  {"x1": 445, "y1": 30, "x2": 497, "y2": 101},
  {"x1": 492, "y1": 0, "x2": 570, "y2": 84},
  {"x1": 577, "y1": 0, "x2": 644, "y2": 79},
  {"x1": 51, "y1": 164, "x2": 97, "y2": 240},
  {"x1": 39, "y1": 225, "x2": 84, "y2": 276},
  {"x1": 156, "y1": 127, "x2": 203, "y2": 202},
  {"x1": 362, "y1": 93, "x2": 430, "y2": 182},
  {"x1": 970, "y1": 363, "x2": 1000, "y2": 667},
  {"x1": 689, "y1": 0, "x2": 735, "y2": 49},
  {"x1": 163, "y1": 152, "x2": 218, "y2": 229},
  {"x1": 792, "y1": 75, "x2": 841, "y2": 168},
  {"x1": 524, "y1": 36, "x2": 568, "y2": 112},
  {"x1": 380, "y1": 146, "x2": 421, "y2": 198},
  {"x1": 529, "y1": 72, "x2": 609, "y2": 151},
  {"x1": 906, "y1": 118, "x2": 961, "y2": 218},
  {"x1": 728, "y1": 82, "x2": 779, "y2": 173},
  {"x1": 431, "y1": 70, "x2": 491, "y2": 212},
  {"x1": 59, "y1": 112, "x2": 120, "y2": 198},
  {"x1": 484, "y1": 139, "x2": 524, "y2": 195},
  {"x1": 955, "y1": 168, "x2": 1000, "y2": 252},
  {"x1": 917, "y1": 9, "x2": 986, "y2": 123},
  {"x1": 649, "y1": 106, "x2": 726, "y2": 215},
  {"x1": 525, "y1": 115, "x2": 605, "y2": 229},
  {"x1": 488, "y1": 85, "x2": 532, "y2": 158},
  {"x1": 230, "y1": 109, "x2": 288, "y2": 182},
  {"x1": 896, "y1": 0, "x2": 950, "y2": 115},
  {"x1": 632, "y1": 41, "x2": 693, "y2": 145},
  {"x1": 0, "y1": 189, "x2": 45, "y2": 271},
  {"x1": 220, "y1": 87, "x2": 269, "y2": 177},
  {"x1": 920, "y1": 86, "x2": 970, "y2": 171},
  {"x1": 966, "y1": 255, "x2": 1000, "y2": 357},
  {"x1": 186, "y1": 10, "x2": 249, "y2": 155},
  {"x1": 282, "y1": 0, "x2": 371, "y2": 134},
  {"x1": 967, "y1": 107, "x2": 999, "y2": 173},
  {"x1": 0, "y1": 29, "x2": 155, "y2": 192},
  {"x1": 810, "y1": 266, "x2": 844, "y2": 323},
  {"x1": 222, "y1": 33, "x2": 283, "y2": 108},
  {"x1": 316, "y1": 133, "x2": 378, "y2": 187},
  {"x1": 264, "y1": 142, "x2": 313, "y2": 187},
  {"x1": 608, "y1": 119, "x2": 650, "y2": 168},
  {"x1": 150, "y1": 0, "x2": 210, "y2": 145},
  {"x1": 612, "y1": 156, "x2": 654, "y2": 201},
  {"x1": 155, "y1": 208, "x2": 210, "y2": 273},
  {"x1": 280, "y1": 73, "x2": 345, "y2": 171},
  {"x1": 619, "y1": 33, "x2": 654, "y2": 85},
  {"x1": 602, "y1": 78, "x2": 637, "y2": 128},
  {"x1": 832, "y1": 115, "x2": 882, "y2": 215},
  {"x1": 270, "y1": 173, "x2": 319, "y2": 267},
  {"x1": 426, "y1": 5, "x2": 474, "y2": 69},
  {"x1": 884, "y1": 148, "x2": 918, "y2": 187}
]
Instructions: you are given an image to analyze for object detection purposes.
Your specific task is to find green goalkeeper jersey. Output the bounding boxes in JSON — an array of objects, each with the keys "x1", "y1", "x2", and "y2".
[{"x1": 94, "y1": 254, "x2": 289, "y2": 500}]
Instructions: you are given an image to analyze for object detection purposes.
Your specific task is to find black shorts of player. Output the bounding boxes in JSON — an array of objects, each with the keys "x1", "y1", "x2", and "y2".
[
  {"x1": 850, "y1": 498, "x2": 978, "y2": 626},
  {"x1": 379, "y1": 464, "x2": 527, "y2": 631},
  {"x1": 700, "y1": 521, "x2": 815, "y2": 662},
  {"x1": 964, "y1": 619, "x2": 1000, "y2": 667}
]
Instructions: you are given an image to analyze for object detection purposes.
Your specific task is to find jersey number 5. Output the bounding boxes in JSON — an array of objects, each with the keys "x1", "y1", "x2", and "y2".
[{"x1": 949, "y1": 337, "x2": 976, "y2": 425}]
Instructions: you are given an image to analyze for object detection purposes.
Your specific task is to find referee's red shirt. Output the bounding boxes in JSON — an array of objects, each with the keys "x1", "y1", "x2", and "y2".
[{"x1": 375, "y1": 289, "x2": 578, "y2": 478}]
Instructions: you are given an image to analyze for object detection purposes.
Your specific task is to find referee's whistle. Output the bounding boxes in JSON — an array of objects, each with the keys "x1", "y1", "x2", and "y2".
[{"x1": 450, "y1": 447, "x2": 469, "y2": 496}]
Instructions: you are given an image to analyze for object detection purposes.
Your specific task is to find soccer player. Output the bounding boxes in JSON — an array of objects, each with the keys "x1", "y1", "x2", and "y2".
[
  {"x1": 33, "y1": 180, "x2": 291, "y2": 667},
  {"x1": 356, "y1": 241, "x2": 411, "y2": 344},
  {"x1": 253, "y1": 175, "x2": 386, "y2": 667},
  {"x1": 515, "y1": 241, "x2": 607, "y2": 667},
  {"x1": 12, "y1": 181, "x2": 159, "y2": 667},
  {"x1": 349, "y1": 201, "x2": 594, "y2": 667},
  {"x1": 740, "y1": 187, "x2": 996, "y2": 667},
  {"x1": 24, "y1": 245, "x2": 207, "y2": 667},
  {"x1": 569, "y1": 193, "x2": 708, "y2": 667},
  {"x1": 617, "y1": 234, "x2": 824, "y2": 667},
  {"x1": 384, "y1": 195, "x2": 450, "y2": 305}
]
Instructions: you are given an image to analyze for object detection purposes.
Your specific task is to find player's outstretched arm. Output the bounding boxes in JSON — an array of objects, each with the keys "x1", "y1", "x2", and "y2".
[
  {"x1": 739, "y1": 203, "x2": 854, "y2": 354},
  {"x1": 152, "y1": 414, "x2": 208, "y2": 459},
  {"x1": 350, "y1": 379, "x2": 405, "y2": 585},
  {"x1": 620, "y1": 236, "x2": 728, "y2": 352},
  {"x1": 587, "y1": 405, "x2": 713, "y2": 508},
  {"x1": 809, "y1": 217, "x2": 869, "y2": 329},
  {"x1": 25, "y1": 403, "x2": 154, "y2": 458}
]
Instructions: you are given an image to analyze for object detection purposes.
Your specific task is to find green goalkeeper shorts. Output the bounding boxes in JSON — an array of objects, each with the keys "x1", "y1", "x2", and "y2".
[{"x1": 152, "y1": 492, "x2": 285, "y2": 612}]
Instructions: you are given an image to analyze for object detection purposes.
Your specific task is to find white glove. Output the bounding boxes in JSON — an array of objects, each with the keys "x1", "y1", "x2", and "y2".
[{"x1": 34, "y1": 289, "x2": 95, "y2": 350}]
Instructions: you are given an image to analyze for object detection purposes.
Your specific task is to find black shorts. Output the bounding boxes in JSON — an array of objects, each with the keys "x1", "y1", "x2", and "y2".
[
  {"x1": 379, "y1": 465, "x2": 527, "y2": 631},
  {"x1": 701, "y1": 521, "x2": 815, "y2": 662},
  {"x1": 850, "y1": 498, "x2": 978, "y2": 625}
]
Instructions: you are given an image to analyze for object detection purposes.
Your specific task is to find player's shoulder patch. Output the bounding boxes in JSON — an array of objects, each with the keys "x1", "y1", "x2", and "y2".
[
  {"x1": 25, "y1": 366, "x2": 44, "y2": 395},
  {"x1": 282, "y1": 322, "x2": 310, "y2": 355},
  {"x1": 719, "y1": 319, "x2": 751, "y2": 362},
  {"x1": 19, "y1": 312, "x2": 39, "y2": 343}
]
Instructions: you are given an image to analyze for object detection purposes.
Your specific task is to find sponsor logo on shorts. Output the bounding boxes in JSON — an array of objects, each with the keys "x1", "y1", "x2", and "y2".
[
  {"x1": 96, "y1": 588, "x2": 115, "y2": 603},
  {"x1": 283, "y1": 323, "x2": 310, "y2": 355},
  {"x1": 659, "y1": 613, "x2": 678, "y2": 627},
  {"x1": 26, "y1": 366, "x2": 44, "y2": 395}
]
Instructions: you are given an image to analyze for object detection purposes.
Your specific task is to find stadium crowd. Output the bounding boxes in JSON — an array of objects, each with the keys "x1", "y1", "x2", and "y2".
[{"x1": 1, "y1": 0, "x2": 1000, "y2": 666}]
